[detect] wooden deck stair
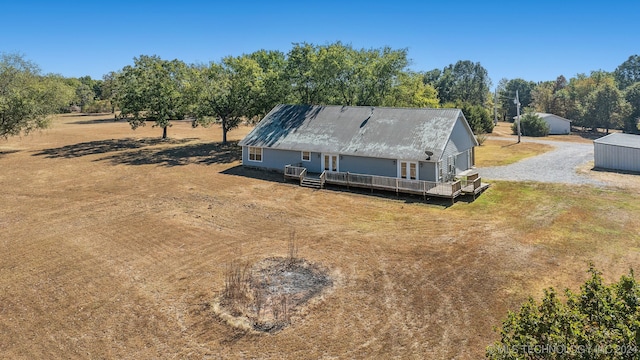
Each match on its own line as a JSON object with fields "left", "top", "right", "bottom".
{"left": 300, "top": 173, "right": 324, "bottom": 189}
{"left": 300, "top": 176, "right": 323, "bottom": 189}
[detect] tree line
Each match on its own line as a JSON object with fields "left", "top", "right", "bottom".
{"left": 2, "top": 45, "right": 640, "bottom": 140}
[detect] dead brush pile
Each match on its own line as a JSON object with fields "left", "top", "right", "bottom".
{"left": 218, "top": 257, "right": 332, "bottom": 333}
{"left": 217, "top": 234, "right": 332, "bottom": 333}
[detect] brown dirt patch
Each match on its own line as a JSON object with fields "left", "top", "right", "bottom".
{"left": 577, "top": 161, "right": 640, "bottom": 191}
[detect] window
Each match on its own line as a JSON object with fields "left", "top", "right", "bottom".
{"left": 248, "top": 147, "right": 262, "bottom": 162}
{"left": 301, "top": 151, "right": 311, "bottom": 161}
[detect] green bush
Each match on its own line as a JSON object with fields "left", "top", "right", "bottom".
{"left": 512, "top": 113, "right": 550, "bottom": 137}
{"left": 487, "top": 265, "right": 640, "bottom": 359}
{"left": 460, "top": 103, "right": 495, "bottom": 134}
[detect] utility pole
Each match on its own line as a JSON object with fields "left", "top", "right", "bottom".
{"left": 514, "top": 90, "right": 521, "bottom": 143}
{"left": 493, "top": 88, "right": 498, "bottom": 125}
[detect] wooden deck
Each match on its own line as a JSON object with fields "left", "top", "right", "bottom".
{"left": 285, "top": 165, "right": 490, "bottom": 203}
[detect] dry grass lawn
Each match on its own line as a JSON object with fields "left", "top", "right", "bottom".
{"left": 490, "top": 121, "right": 598, "bottom": 143}
{"left": 2, "top": 114, "right": 640, "bottom": 359}
{"left": 475, "top": 139, "right": 555, "bottom": 167}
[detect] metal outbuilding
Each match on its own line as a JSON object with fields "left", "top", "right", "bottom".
{"left": 536, "top": 113, "right": 572, "bottom": 135}
{"left": 593, "top": 133, "right": 640, "bottom": 173}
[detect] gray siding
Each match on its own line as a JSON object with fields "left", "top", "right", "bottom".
{"left": 419, "top": 161, "right": 437, "bottom": 182}
{"left": 243, "top": 146, "right": 322, "bottom": 172}
{"left": 443, "top": 116, "right": 476, "bottom": 159}
{"left": 441, "top": 116, "right": 476, "bottom": 179}
{"left": 243, "top": 147, "right": 441, "bottom": 181}
{"left": 455, "top": 150, "right": 470, "bottom": 173}
{"left": 339, "top": 155, "right": 396, "bottom": 177}
{"left": 594, "top": 143, "right": 640, "bottom": 172}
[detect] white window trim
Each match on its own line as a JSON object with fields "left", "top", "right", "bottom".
{"left": 397, "top": 160, "right": 419, "bottom": 180}
{"left": 248, "top": 146, "right": 263, "bottom": 162}
{"left": 301, "top": 151, "right": 311, "bottom": 162}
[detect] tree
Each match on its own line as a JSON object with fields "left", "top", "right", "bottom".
{"left": 75, "top": 83, "right": 96, "bottom": 109}
{"left": 556, "top": 71, "right": 616, "bottom": 129}
{"left": 194, "top": 55, "right": 263, "bottom": 144}
{"left": 248, "top": 49, "right": 291, "bottom": 120}
{"left": 624, "top": 82, "right": 640, "bottom": 133}
{"left": 531, "top": 81, "right": 554, "bottom": 113}
{"left": 284, "top": 42, "right": 409, "bottom": 107}
{"left": 487, "top": 266, "right": 640, "bottom": 360}
{"left": 383, "top": 71, "right": 439, "bottom": 108}
{"left": 348, "top": 45, "right": 409, "bottom": 106}
{"left": 498, "top": 78, "right": 536, "bottom": 121}
{"left": 0, "top": 53, "right": 73, "bottom": 138}
{"left": 511, "top": 112, "right": 549, "bottom": 137}
{"left": 285, "top": 42, "right": 322, "bottom": 105}
{"left": 100, "top": 71, "right": 119, "bottom": 113}
{"left": 115, "top": 55, "right": 191, "bottom": 139}
{"left": 435, "top": 60, "right": 491, "bottom": 106}
{"left": 532, "top": 75, "right": 569, "bottom": 116}
{"left": 614, "top": 55, "right": 640, "bottom": 90}
{"left": 585, "top": 82, "right": 630, "bottom": 133}
{"left": 458, "top": 103, "right": 494, "bottom": 134}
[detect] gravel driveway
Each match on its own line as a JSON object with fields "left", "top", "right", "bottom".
{"left": 477, "top": 138, "right": 604, "bottom": 186}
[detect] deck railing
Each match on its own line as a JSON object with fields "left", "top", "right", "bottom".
{"left": 323, "top": 171, "right": 463, "bottom": 198}
{"left": 472, "top": 177, "right": 482, "bottom": 190}
{"left": 284, "top": 165, "right": 306, "bottom": 180}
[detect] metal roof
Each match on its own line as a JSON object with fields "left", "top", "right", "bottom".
{"left": 512, "top": 113, "right": 573, "bottom": 122}
{"left": 594, "top": 133, "right": 640, "bottom": 149}
{"left": 239, "top": 104, "right": 474, "bottom": 161}
{"left": 537, "top": 113, "right": 572, "bottom": 123}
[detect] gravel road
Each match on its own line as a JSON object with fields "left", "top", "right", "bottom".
{"left": 477, "top": 138, "right": 604, "bottom": 186}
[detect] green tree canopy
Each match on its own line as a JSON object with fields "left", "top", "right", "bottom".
{"left": 497, "top": 78, "right": 537, "bottom": 121}
{"left": 614, "top": 55, "right": 640, "bottom": 90}
{"left": 284, "top": 42, "right": 409, "bottom": 106}
{"left": 458, "top": 102, "right": 494, "bottom": 134}
{"left": 115, "top": 55, "right": 191, "bottom": 139}
{"left": 434, "top": 60, "right": 492, "bottom": 106}
{"left": 532, "top": 75, "right": 568, "bottom": 116}
{"left": 487, "top": 266, "right": 640, "bottom": 360}
{"left": 0, "top": 53, "right": 73, "bottom": 138}
{"left": 585, "top": 82, "right": 630, "bottom": 133}
{"left": 193, "top": 55, "right": 264, "bottom": 143}
{"left": 248, "top": 49, "right": 290, "bottom": 120}
{"left": 624, "top": 82, "right": 640, "bottom": 133}
{"left": 383, "top": 71, "right": 439, "bottom": 108}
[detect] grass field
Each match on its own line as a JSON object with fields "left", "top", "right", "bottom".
{"left": 2, "top": 114, "right": 640, "bottom": 359}
{"left": 475, "top": 140, "right": 554, "bottom": 167}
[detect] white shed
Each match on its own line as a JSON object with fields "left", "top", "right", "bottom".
{"left": 537, "top": 113, "right": 572, "bottom": 135}
{"left": 593, "top": 133, "right": 640, "bottom": 173}
{"left": 513, "top": 113, "right": 572, "bottom": 134}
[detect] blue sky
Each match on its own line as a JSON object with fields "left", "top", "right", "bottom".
{"left": 2, "top": 0, "right": 638, "bottom": 89}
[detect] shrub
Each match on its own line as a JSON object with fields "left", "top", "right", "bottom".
{"left": 487, "top": 265, "right": 640, "bottom": 359}
{"left": 460, "top": 103, "right": 495, "bottom": 134}
{"left": 512, "top": 112, "right": 550, "bottom": 137}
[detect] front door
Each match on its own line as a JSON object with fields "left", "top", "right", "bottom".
{"left": 323, "top": 154, "right": 339, "bottom": 172}
{"left": 398, "top": 161, "right": 418, "bottom": 180}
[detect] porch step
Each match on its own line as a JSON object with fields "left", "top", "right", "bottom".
{"left": 300, "top": 177, "right": 323, "bottom": 189}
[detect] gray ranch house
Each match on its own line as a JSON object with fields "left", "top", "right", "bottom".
{"left": 239, "top": 104, "right": 488, "bottom": 201}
